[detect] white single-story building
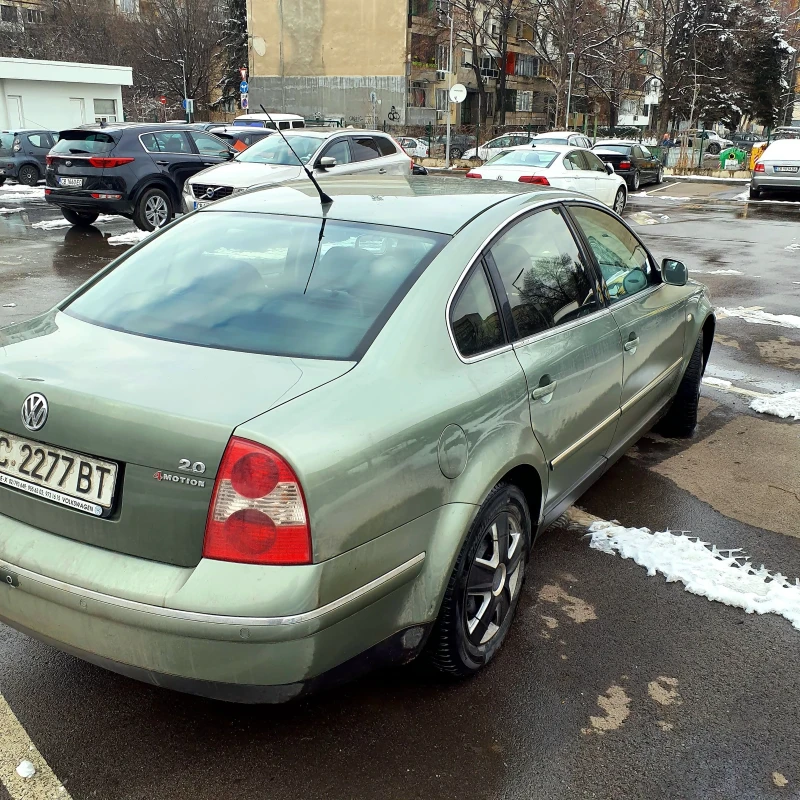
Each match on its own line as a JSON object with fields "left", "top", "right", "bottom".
{"left": 0, "top": 57, "right": 133, "bottom": 132}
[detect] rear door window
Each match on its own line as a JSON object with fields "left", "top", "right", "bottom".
{"left": 450, "top": 265, "right": 505, "bottom": 358}
{"left": 64, "top": 213, "right": 447, "bottom": 361}
{"left": 189, "top": 132, "right": 230, "bottom": 157}
{"left": 27, "top": 133, "right": 52, "bottom": 149}
{"left": 584, "top": 151, "right": 609, "bottom": 173}
{"left": 140, "top": 131, "right": 192, "bottom": 154}
{"left": 350, "top": 137, "right": 381, "bottom": 162}
{"left": 375, "top": 136, "right": 397, "bottom": 157}
{"left": 50, "top": 131, "right": 116, "bottom": 155}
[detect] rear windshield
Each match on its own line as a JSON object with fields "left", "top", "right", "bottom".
{"left": 63, "top": 212, "right": 447, "bottom": 360}
{"left": 0, "top": 133, "right": 14, "bottom": 152}
{"left": 236, "top": 135, "right": 322, "bottom": 165}
{"left": 594, "top": 145, "right": 631, "bottom": 154}
{"left": 51, "top": 131, "right": 116, "bottom": 155}
{"left": 485, "top": 149, "right": 559, "bottom": 168}
{"left": 533, "top": 137, "right": 568, "bottom": 145}
{"left": 233, "top": 119, "right": 266, "bottom": 127}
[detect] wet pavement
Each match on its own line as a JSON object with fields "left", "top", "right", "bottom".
{"left": 0, "top": 183, "right": 799, "bottom": 800}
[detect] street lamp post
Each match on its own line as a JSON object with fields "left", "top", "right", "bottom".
{"left": 442, "top": 2, "right": 455, "bottom": 169}
{"left": 566, "top": 52, "right": 575, "bottom": 130}
{"left": 177, "top": 57, "right": 189, "bottom": 122}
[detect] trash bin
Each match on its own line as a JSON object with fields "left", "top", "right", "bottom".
{"left": 720, "top": 147, "right": 746, "bottom": 170}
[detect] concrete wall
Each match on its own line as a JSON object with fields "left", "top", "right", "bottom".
{"left": 248, "top": 0, "right": 408, "bottom": 122}
{"left": 0, "top": 79, "right": 126, "bottom": 130}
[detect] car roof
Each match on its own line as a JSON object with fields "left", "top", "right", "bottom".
{"left": 535, "top": 131, "right": 580, "bottom": 138}
{"left": 202, "top": 175, "right": 578, "bottom": 235}
{"left": 594, "top": 140, "right": 636, "bottom": 146}
{"left": 502, "top": 143, "right": 575, "bottom": 153}
{"left": 1, "top": 128, "right": 53, "bottom": 134}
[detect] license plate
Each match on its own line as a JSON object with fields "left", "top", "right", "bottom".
{"left": 0, "top": 430, "right": 117, "bottom": 516}
{"left": 193, "top": 200, "right": 210, "bottom": 209}
{"left": 58, "top": 177, "right": 84, "bottom": 187}
{"left": 774, "top": 166, "right": 798, "bottom": 173}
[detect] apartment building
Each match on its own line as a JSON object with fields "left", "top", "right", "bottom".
{"left": 247, "top": 0, "right": 556, "bottom": 128}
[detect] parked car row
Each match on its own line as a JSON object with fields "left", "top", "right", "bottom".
{"left": 0, "top": 128, "right": 59, "bottom": 186}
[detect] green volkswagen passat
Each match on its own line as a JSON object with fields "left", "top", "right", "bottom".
{"left": 0, "top": 176, "right": 714, "bottom": 702}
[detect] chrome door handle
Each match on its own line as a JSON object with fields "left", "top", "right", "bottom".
{"left": 155, "top": 160, "right": 169, "bottom": 166}
{"left": 378, "top": 168, "right": 387, "bottom": 174}
{"left": 531, "top": 381, "right": 558, "bottom": 401}
{"left": 624, "top": 337, "right": 640, "bottom": 352}
{"left": 203, "top": 161, "right": 215, "bottom": 166}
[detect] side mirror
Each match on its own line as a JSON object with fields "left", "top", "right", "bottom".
{"left": 662, "top": 258, "right": 688, "bottom": 286}
{"left": 223, "top": 150, "right": 235, "bottom": 161}
{"left": 605, "top": 162, "right": 615, "bottom": 175}
{"left": 317, "top": 156, "right": 337, "bottom": 169}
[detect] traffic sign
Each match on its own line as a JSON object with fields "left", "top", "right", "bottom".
{"left": 241, "top": 93, "right": 249, "bottom": 110}
{"left": 239, "top": 67, "right": 248, "bottom": 80}
{"left": 159, "top": 95, "right": 166, "bottom": 105}
{"left": 449, "top": 84, "right": 467, "bottom": 103}
{"left": 239, "top": 80, "right": 249, "bottom": 94}
{"left": 181, "top": 98, "right": 194, "bottom": 112}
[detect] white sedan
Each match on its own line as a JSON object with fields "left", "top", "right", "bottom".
{"left": 462, "top": 132, "right": 535, "bottom": 161}
{"left": 397, "top": 136, "right": 429, "bottom": 159}
{"left": 466, "top": 144, "right": 627, "bottom": 214}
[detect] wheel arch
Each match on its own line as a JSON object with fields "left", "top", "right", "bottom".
{"left": 701, "top": 313, "right": 715, "bottom": 373}
{"left": 131, "top": 177, "right": 180, "bottom": 208}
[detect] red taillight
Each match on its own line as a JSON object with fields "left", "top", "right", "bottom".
{"left": 44, "top": 188, "right": 51, "bottom": 195}
{"left": 518, "top": 175, "right": 550, "bottom": 185}
{"left": 203, "top": 437, "right": 311, "bottom": 565}
{"left": 87, "top": 156, "right": 135, "bottom": 169}
{"left": 465, "top": 171, "right": 482, "bottom": 178}
{"left": 754, "top": 162, "right": 765, "bottom": 173}
{"left": 46, "top": 155, "right": 53, "bottom": 165}
{"left": 619, "top": 160, "right": 631, "bottom": 169}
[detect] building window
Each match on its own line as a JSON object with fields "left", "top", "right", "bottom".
{"left": 436, "top": 44, "right": 449, "bottom": 72}
{"left": 94, "top": 99, "right": 118, "bottom": 123}
{"left": 24, "top": 8, "right": 43, "bottom": 23}
{"left": 116, "top": 0, "right": 139, "bottom": 12}
{"left": 504, "top": 89, "right": 517, "bottom": 113}
{"left": 514, "top": 54, "right": 539, "bottom": 78}
{"left": 435, "top": 88, "right": 449, "bottom": 112}
{"left": 516, "top": 90, "right": 533, "bottom": 112}
{"left": 462, "top": 47, "right": 473, "bottom": 66}
{"left": 479, "top": 55, "right": 499, "bottom": 79}
{"left": 0, "top": 5, "right": 18, "bottom": 22}
{"left": 409, "top": 82, "right": 428, "bottom": 107}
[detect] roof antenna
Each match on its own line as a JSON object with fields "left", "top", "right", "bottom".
{"left": 259, "top": 104, "right": 332, "bottom": 205}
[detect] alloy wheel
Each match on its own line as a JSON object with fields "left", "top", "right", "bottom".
{"left": 614, "top": 189, "right": 626, "bottom": 215}
{"left": 145, "top": 195, "right": 169, "bottom": 228}
{"left": 633, "top": 171, "right": 640, "bottom": 190}
{"left": 464, "top": 512, "right": 525, "bottom": 647}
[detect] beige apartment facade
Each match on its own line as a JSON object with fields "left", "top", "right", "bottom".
{"left": 247, "top": 0, "right": 555, "bottom": 128}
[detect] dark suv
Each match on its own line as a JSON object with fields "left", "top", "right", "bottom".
{"left": 0, "top": 129, "right": 58, "bottom": 186}
{"left": 45, "top": 123, "right": 235, "bottom": 231}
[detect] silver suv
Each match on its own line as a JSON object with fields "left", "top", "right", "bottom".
{"left": 183, "top": 129, "right": 412, "bottom": 210}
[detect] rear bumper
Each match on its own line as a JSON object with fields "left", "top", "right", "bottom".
{"left": 751, "top": 174, "right": 800, "bottom": 190}
{"left": 45, "top": 187, "right": 134, "bottom": 216}
{"left": 0, "top": 503, "right": 477, "bottom": 700}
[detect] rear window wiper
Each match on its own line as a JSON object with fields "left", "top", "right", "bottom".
{"left": 68, "top": 148, "right": 91, "bottom": 154}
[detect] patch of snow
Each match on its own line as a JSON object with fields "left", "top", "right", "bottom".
{"left": 750, "top": 390, "right": 800, "bottom": 421}
{"left": 629, "top": 211, "right": 659, "bottom": 225}
{"left": 31, "top": 214, "right": 117, "bottom": 230}
{"left": 16, "top": 760, "right": 36, "bottom": 778}
{"left": 0, "top": 184, "right": 43, "bottom": 196}
{"left": 0, "top": 207, "right": 24, "bottom": 214}
{"left": 718, "top": 306, "right": 800, "bottom": 329}
{"left": 693, "top": 269, "right": 743, "bottom": 275}
{"left": 786, "top": 240, "right": 800, "bottom": 251}
{"left": 702, "top": 377, "right": 732, "bottom": 388}
{"left": 586, "top": 521, "right": 800, "bottom": 631}
{"left": 0, "top": 193, "right": 42, "bottom": 202}
{"left": 734, "top": 191, "right": 749, "bottom": 201}
{"left": 2, "top": 303, "right": 16, "bottom": 308}
{"left": 665, "top": 175, "right": 749, "bottom": 183}
{"left": 107, "top": 229, "right": 152, "bottom": 246}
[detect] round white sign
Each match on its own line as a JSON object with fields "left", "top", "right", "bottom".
{"left": 449, "top": 84, "right": 467, "bottom": 104}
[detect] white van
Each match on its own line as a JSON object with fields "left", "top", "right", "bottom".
{"left": 233, "top": 113, "right": 305, "bottom": 130}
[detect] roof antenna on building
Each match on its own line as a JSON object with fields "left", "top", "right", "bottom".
{"left": 259, "top": 104, "right": 332, "bottom": 205}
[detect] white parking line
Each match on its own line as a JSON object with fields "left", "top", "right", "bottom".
{"left": 0, "top": 690, "right": 72, "bottom": 799}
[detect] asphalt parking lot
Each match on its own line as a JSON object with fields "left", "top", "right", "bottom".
{"left": 0, "top": 181, "right": 799, "bottom": 800}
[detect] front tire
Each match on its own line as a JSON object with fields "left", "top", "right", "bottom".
{"left": 18, "top": 164, "right": 39, "bottom": 186}
{"left": 657, "top": 331, "right": 704, "bottom": 438}
{"left": 0, "top": 177, "right": 5, "bottom": 187}
{"left": 656, "top": 166, "right": 664, "bottom": 184}
{"left": 61, "top": 208, "right": 99, "bottom": 226}
{"left": 450, "top": 147, "right": 463, "bottom": 160}
{"left": 427, "top": 484, "right": 531, "bottom": 677}
{"left": 613, "top": 187, "right": 626, "bottom": 215}
{"left": 133, "top": 187, "right": 173, "bottom": 232}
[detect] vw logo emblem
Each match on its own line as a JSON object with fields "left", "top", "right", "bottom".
{"left": 65, "top": 160, "right": 72, "bottom": 167}
{"left": 205, "top": 187, "right": 216, "bottom": 199}
{"left": 21, "top": 393, "right": 48, "bottom": 432}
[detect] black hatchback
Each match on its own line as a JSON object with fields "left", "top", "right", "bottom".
{"left": 45, "top": 123, "right": 235, "bottom": 231}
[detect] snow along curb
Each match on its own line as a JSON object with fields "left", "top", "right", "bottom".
{"left": 581, "top": 517, "right": 800, "bottom": 631}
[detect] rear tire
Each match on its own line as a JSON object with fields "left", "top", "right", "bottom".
{"left": 450, "top": 147, "right": 463, "bottom": 160}
{"left": 0, "top": 177, "right": 5, "bottom": 187}
{"left": 427, "top": 483, "right": 531, "bottom": 678}
{"left": 18, "top": 164, "right": 39, "bottom": 186}
{"left": 613, "top": 187, "right": 626, "bottom": 215}
{"left": 133, "top": 187, "right": 173, "bottom": 232}
{"left": 61, "top": 208, "right": 99, "bottom": 227}
{"left": 631, "top": 170, "right": 641, "bottom": 191}
{"left": 749, "top": 186, "right": 761, "bottom": 200}
{"left": 707, "top": 143, "right": 721, "bottom": 155}
{"left": 657, "top": 331, "right": 704, "bottom": 438}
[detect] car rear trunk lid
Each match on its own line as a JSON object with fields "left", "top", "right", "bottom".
{"left": 0, "top": 313, "right": 353, "bottom": 566}
{"left": 46, "top": 129, "right": 119, "bottom": 191}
